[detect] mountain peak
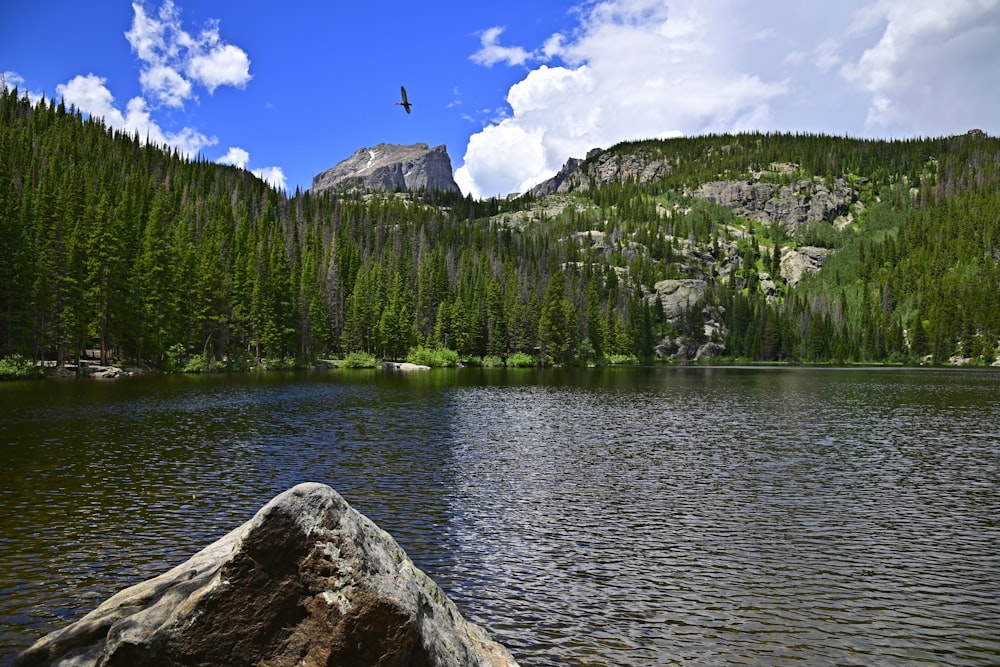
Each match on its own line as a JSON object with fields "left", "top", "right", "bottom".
{"left": 311, "top": 143, "right": 460, "bottom": 194}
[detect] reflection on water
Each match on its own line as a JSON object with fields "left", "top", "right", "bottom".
{"left": 1, "top": 367, "right": 999, "bottom": 666}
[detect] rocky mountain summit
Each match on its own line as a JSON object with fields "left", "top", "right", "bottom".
{"left": 16, "top": 483, "right": 518, "bottom": 667}
{"left": 311, "top": 143, "right": 460, "bottom": 194}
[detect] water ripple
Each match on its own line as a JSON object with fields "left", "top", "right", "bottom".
{"left": 1, "top": 368, "right": 998, "bottom": 666}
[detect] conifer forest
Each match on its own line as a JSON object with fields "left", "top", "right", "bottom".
{"left": 2, "top": 86, "right": 999, "bottom": 372}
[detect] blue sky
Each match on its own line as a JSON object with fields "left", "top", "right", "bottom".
{"left": 4, "top": 1, "right": 999, "bottom": 198}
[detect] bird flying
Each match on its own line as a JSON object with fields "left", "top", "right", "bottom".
{"left": 395, "top": 86, "right": 412, "bottom": 114}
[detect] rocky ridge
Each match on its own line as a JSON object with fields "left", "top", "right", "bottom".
{"left": 16, "top": 482, "right": 518, "bottom": 667}
{"left": 531, "top": 149, "right": 857, "bottom": 233}
{"left": 311, "top": 143, "right": 460, "bottom": 194}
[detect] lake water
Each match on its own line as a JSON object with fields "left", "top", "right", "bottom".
{"left": 1, "top": 366, "right": 998, "bottom": 666}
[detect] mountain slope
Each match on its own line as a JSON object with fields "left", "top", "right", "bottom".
{"left": 2, "top": 85, "right": 998, "bottom": 369}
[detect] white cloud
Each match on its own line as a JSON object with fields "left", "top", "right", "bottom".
{"left": 125, "top": 0, "right": 251, "bottom": 107}
{"left": 216, "top": 147, "right": 286, "bottom": 191}
{"left": 3, "top": 71, "right": 48, "bottom": 106}
{"left": 458, "top": 0, "right": 1000, "bottom": 198}
{"left": 251, "top": 166, "right": 287, "bottom": 192}
{"left": 841, "top": 0, "right": 1000, "bottom": 132}
{"left": 55, "top": 73, "right": 217, "bottom": 158}
{"left": 470, "top": 27, "right": 535, "bottom": 67}
{"left": 217, "top": 146, "right": 250, "bottom": 169}
{"left": 1, "top": 71, "right": 25, "bottom": 91}
{"left": 188, "top": 43, "right": 252, "bottom": 93}
{"left": 56, "top": 74, "right": 127, "bottom": 126}
{"left": 814, "top": 39, "right": 842, "bottom": 72}
{"left": 139, "top": 64, "right": 192, "bottom": 108}
{"left": 458, "top": 0, "right": 787, "bottom": 198}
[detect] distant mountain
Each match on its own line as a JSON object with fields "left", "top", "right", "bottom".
{"left": 311, "top": 143, "right": 460, "bottom": 194}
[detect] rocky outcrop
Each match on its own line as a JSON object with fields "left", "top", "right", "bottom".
{"left": 780, "top": 245, "right": 830, "bottom": 285}
{"left": 528, "top": 155, "right": 584, "bottom": 196}
{"left": 649, "top": 279, "right": 726, "bottom": 360}
{"left": 688, "top": 176, "right": 856, "bottom": 232}
{"left": 528, "top": 149, "right": 856, "bottom": 234}
{"left": 651, "top": 279, "right": 708, "bottom": 320}
{"left": 16, "top": 483, "right": 519, "bottom": 667}
{"left": 528, "top": 147, "right": 675, "bottom": 196}
{"left": 311, "top": 143, "right": 460, "bottom": 194}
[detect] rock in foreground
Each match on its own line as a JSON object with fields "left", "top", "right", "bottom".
{"left": 16, "top": 483, "right": 519, "bottom": 667}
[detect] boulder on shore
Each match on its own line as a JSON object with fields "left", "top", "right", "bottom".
{"left": 16, "top": 482, "right": 519, "bottom": 667}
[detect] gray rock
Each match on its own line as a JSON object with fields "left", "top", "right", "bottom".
{"left": 651, "top": 279, "right": 707, "bottom": 319}
{"left": 528, "top": 156, "right": 582, "bottom": 196}
{"left": 528, "top": 147, "right": 675, "bottom": 196}
{"left": 689, "top": 177, "right": 856, "bottom": 232}
{"left": 780, "top": 246, "right": 830, "bottom": 285}
{"left": 695, "top": 341, "right": 726, "bottom": 360}
{"left": 312, "top": 143, "right": 460, "bottom": 194}
{"left": 16, "top": 483, "right": 519, "bottom": 667}
{"left": 382, "top": 361, "right": 431, "bottom": 371}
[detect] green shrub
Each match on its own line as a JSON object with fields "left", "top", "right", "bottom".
{"left": 505, "top": 352, "right": 537, "bottom": 368}
{"left": 224, "top": 352, "right": 254, "bottom": 372}
{"left": 341, "top": 351, "right": 378, "bottom": 368}
{"left": 481, "top": 355, "right": 504, "bottom": 368}
{"left": 0, "top": 355, "right": 46, "bottom": 380}
{"left": 162, "top": 343, "right": 187, "bottom": 372}
{"left": 406, "top": 345, "right": 459, "bottom": 367}
{"left": 182, "top": 354, "right": 225, "bottom": 373}
{"left": 605, "top": 353, "right": 639, "bottom": 365}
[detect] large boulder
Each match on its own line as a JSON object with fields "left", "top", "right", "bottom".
{"left": 311, "top": 143, "right": 460, "bottom": 194}
{"left": 780, "top": 245, "right": 830, "bottom": 285}
{"left": 651, "top": 279, "right": 707, "bottom": 319}
{"left": 16, "top": 483, "right": 519, "bottom": 667}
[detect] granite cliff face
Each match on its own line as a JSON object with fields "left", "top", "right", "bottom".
{"left": 528, "top": 147, "right": 676, "bottom": 197}
{"left": 16, "top": 483, "right": 519, "bottom": 667}
{"left": 531, "top": 149, "right": 856, "bottom": 234}
{"left": 311, "top": 143, "right": 460, "bottom": 194}
{"left": 687, "top": 176, "right": 856, "bottom": 232}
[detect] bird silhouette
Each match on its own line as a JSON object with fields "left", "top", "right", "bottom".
{"left": 395, "top": 86, "right": 412, "bottom": 114}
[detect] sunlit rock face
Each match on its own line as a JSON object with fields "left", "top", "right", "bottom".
{"left": 311, "top": 143, "right": 460, "bottom": 194}
{"left": 16, "top": 482, "right": 519, "bottom": 667}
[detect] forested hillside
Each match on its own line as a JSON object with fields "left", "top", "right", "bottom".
{"left": 2, "top": 86, "right": 999, "bottom": 372}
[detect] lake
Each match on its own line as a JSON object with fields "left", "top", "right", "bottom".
{"left": 1, "top": 366, "right": 998, "bottom": 666}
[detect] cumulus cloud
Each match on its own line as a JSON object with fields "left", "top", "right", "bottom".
{"left": 250, "top": 165, "right": 287, "bottom": 192}
{"left": 217, "top": 146, "right": 250, "bottom": 168}
{"left": 1, "top": 71, "right": 25, "bottom": 91}
{"left": 841, "top": 0, "right": 1000, "bottom": 132}
{"left": 56, "top": 73, "right": 217, "bottom": 158}
{"left": 50, "top": 2, "right": 276, "bottom": 182}
{"left": 457, "top": 0, "right": 787, "bottom": 198}
{"left": 470, "top": 27, "right": 535, "bottom": 67}
{"left": 217, "top": 147, "right": 287, "bottom": 191}
{"left": 2, "top": 71, "right": 45, "bottom": 105}
{"left": 457, "top": 0, "right": 1000, "bottom": 198}
{"left": 126, "top": 0, "right": 251, "bottom": 108}
{"left": 188, "top": 43, "right": 252, "bottom": 93}
{"left": 56, "top": 74, "right": 127, "bottom": 126}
